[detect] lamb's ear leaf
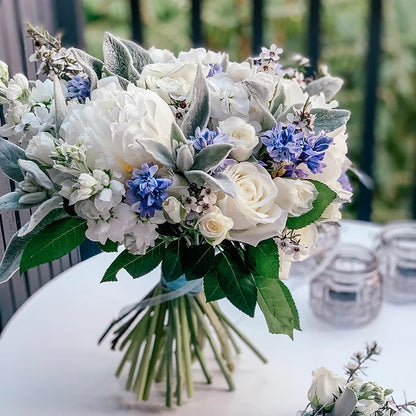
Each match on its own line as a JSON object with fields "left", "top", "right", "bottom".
{"left": 137, "top": 139, "right": 175, "bottom": 167}
{"left": 0, "top": 192, "right": 33, "bottom": 213}
{"left": 183, "top": 170, "right": 237, "bottom": 197}
{"left": 305, "top": 76, "right": 343, "bottom": 101}
{"left": 0, "top": 209, "right": 69, "bottom": 284}
{"left": 53, "top": 76, "right": 67, "bottom": 136}
{"left": 191, "top": 143, "right": 233, "bottom": 172}
{"left": 72, "top": 48, "right": 104, "bottom": 90}
{"left": 119, "top": 38, "right": 153, "bottom": 73}
{"left": 181, "top": 65, "right": 210, "bottom": 139}
{"left": 311, "top": 108, "right": 350, "bottom": 133}
{"left": 0, "top": 139, "right": 27, "bottom": 182}
{"left": 103, "top": 32, "right": 140, "bottom": 82}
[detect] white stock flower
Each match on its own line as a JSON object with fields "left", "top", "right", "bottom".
{"left": 307, "top": 367, "right": 346, "bottom": 408}
{"left": 208, "top": 74, "right": 250, "bottom": 121}
{"left": 147, "top": 47, "right": 177, "bottom": 63}
{"left": 137, "top": 63, "right": 198, "bottom": 102}
{"left": 219, "top": 117, "right": 258, "bottom": 161}
{"left": 25, "top": 132, "right": 56, "bottom": 165}
{"left": 0, "top": 61, "right": 8, "bottom": 83}
{"left": 60, "top": 78, "right": 174, "bottom": 180}
{"left": 274, "top": 177, "right": 318, "bottom": 217}
{"left": 198, "top": 206, "right": 233, "bottom": 246}
{"left": 177, "top": 48, "right": 225, "bottom": 65}
{"left": 226, "top": 62, "right": 254, "bottom": 82}
{"left": 163, "top": 196, "right": 184, "bottom": 224}
{"left": 85, "top": 203, "right": 136, "bottom": 245}
{"left": 29, "top": 79, "right": 55, "bottom": 105}
{"left": 6, "top": 74, "right": 29, "bottom": 101}
{"left": 124, "top": 220, "right": 159, "bottom": 255}
{"left": 217, "top": 162, "right": 287, "bottom": 246}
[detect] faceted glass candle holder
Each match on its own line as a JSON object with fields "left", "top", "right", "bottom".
{"left": 310, "top": 244, "right": 382, "bottom": 327}
{"left": 377, "top": 221, "right": 416, "bottom": 303}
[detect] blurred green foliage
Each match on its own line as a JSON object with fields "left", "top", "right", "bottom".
{"left": 83, "top": 0, "right": 416, "bottom": 223}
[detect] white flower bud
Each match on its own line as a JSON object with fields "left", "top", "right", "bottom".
{"left": 176, "top": 144, "right": 194, "bottom": 171}
{"left": 198, "top": 206, "right": 233, "bottom": 246}
{"left": 163, "top": 196, "right": 184, "bottom": 223}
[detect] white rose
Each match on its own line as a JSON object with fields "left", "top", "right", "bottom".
{"left": 198, "top": 206, "right": 233, "bottom": 246}
{"left": 307, "top": 367, "right": 346, "bottom": 408}
{"left": 219, "top": 117, "right": 258, "bottom": 161}
{"left": 163, "top": 196, "right": 185, "bottom": 223}
{"left": 0, "top": 61, "right": 8, "bottom": 83}
{"left": 217, "top": 162, "right": 287, "bottom": 246}
{"left": 137, "top": 63, "right": 198, "bottom": 102}
{"left": 60, "top": 78, "right": 174, "bottom": 180}
{"left": 25, "top": 132, "right": 56, "bottom": 166}
{"left": 274, "top": 177, "right": 318, "bottom": 217}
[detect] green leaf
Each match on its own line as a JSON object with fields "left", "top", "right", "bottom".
{"left": 184, "top": 170, "right": 237, "bottom": 198}
{"left": 162, "top": 240, "right": 184, "bottom": 282}
{"left": 101, "top": 240, "right": 164, "bottom": 282}
{"left": 286, "top": 180, "right": 337, "bottom": 230}
{"left": 216, "top": 247, "right": 257, "bottom": 317}
{"left": 137, "top": 138, "right": 175, "bottom": 167}
{"left": 181, "top": 65, "right": 210, "bottom": 138}
{"left": 245, "top": 238, "right": 279, "bottom": 279}
{"left": 305, "top": 76, "right": 343, "bottom": 101}
{"left": 0, "top": 192, "right": 33, "bottom": 213}
{"left": 170, "top": 121, "right": 187, "bottom": 145}
{"left": 20, "top": 217, "right": 87, "bottom": 273}
{"left": 0, "top": 209, "right": 69, "bottom": 284}
{"left": 311, "top": 108, "right": 350, "bottom": 133}
{"left": 97, "top": 239, "right": 119, "bottom": 252}
{"left": 192, "top": 143, "right": 233, "bottom": 172}
{"left": 204, "top": 267, "right": 225, "bottom": 302}
{"left": 181, "top": 244, "right": 215, "bottom": 280}
{"left": 103, "top": 32, "right": 140, "bottom": 82}
{"left": 256, "top": 277, "right": 300, "bottom": 338}
{"left": 0, "top": 139, "right": 27, "bottom": 182}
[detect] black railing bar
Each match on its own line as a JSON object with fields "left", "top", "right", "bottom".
{"left": 306, "top": 0, "right": 321, "bottom": 77}
{"left": 130, "top": 0, "right": 143, "bottom": 44}
{"left": 251, "top": 0, "right": 263, "bottom": 54}
{"left": 191, "top": 0, "right": 202, "bottom": 47}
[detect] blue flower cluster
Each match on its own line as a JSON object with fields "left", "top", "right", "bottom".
{"left": 67, "top": 76, "right": 91, "bottom": 102}
{"left": 126, "top": 163, "right": 172, "bottom": 218}
{"left": 261, "top": 122, "right": 333, "bottom": 177}
{"left": 189, "top": 127, "right": 229, "bottom": 151}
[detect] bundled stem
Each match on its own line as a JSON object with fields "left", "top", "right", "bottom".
{"left": 101, "top": 284, "right": 267, "bottom": 407}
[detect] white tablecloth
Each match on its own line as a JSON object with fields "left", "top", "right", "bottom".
{"left": 1, "top": 220, "right": 415, "bottom": 416}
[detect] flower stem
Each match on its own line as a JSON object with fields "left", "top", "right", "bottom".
{"left": 179, "top": 296, "right": 194, "bottom": 398}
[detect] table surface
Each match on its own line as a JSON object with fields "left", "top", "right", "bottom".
{"left": 1, "top": 220, "right": 415, "bottom": 416}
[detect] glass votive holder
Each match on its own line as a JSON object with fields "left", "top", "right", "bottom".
{"left": 310, "top": 244, "right": 382, "bottom": 327}
{"left": 377, "top": 221, "right": 416, "bottom": 303}
{"left": 290, "top": 222, "right": 340, "bottom": 278}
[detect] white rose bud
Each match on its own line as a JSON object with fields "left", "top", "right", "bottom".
{"left": 274, "top": 177, "right": 318, "bottom": 217}
{"left": 307, "top": 367, "right": 346, "bottom": 409}
{"left": 25, "top": 132, "right": 56, "bottom": 166}
{"left": 198, "top": 206, "right": 233, "bottom": 246}
{"left": 219, "top": 117, "right": 258, "bottom": 161}
{"left": 0, "top": 61, "right": 8, "bottom": 83}
{"left": 163, "top": 196, "right": 185, "bottom": 223}
{"left": 176, "top": 144, "right": 194, "bottom": 171}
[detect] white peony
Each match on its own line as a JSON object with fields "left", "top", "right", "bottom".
{"left": 219, "top": 117, "right": 258, "bottom": 161}
{"left": 60, "top": 77, "right": 174, "bottom": 180}
{"left": 307, "top": 367, "right": 346, "bottom": 408}
{"left": 25, "top": 132, "right": 56, "bottom": 166}
{"left": 274, "top": 177, "right": 318, "bottom": 217}
{"left": 217, "top": 162, "right": 287, "bottom": 246}
{"left": 198, "top": 206, "right": 233, "bottom": 246}
{"left": 137, "top": 63, "right": 198, "bottom": 102}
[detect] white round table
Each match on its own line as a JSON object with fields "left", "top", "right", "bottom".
{"left": 1, "top": 220, "right": 415, "bottom": 416}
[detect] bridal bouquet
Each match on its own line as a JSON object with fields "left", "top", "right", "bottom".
{"left": 299, "top": 343, "right": 416, "bottom": 416}
{"left": 0, "top": 26, "right": 352, "bottom": 406}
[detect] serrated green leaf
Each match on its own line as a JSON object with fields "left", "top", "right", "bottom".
{"left": 20, "top": 217, "right": 87, "bottom": 273}
{"left": 204, "top": 266, "right": 225, "bottom": 302}
{"left": 286, "top": 180, "right": 337, "bottom": 230}
{"left": 217, "top": 247, "right": 257, "bottom": 317}
{"left": 0, "top": 209, "right": 69, "bottom": 283}
{"left": 246, "top": 238, "right": 279, "bottom": 279}
{"left": 184, "top": 170, "right": 237, "bottom": 198}
{"left": 0, "top": 139, "right": 27, "bottom": 182}
{"left": 162, "top": 240, "right": 184, "bottom": 282}
{"left": 101, "top": 240, "right": 164, "bottom": 282}
{"left": 311, "top": 108, "right": 350, "bottom": 133}
{"left": 256, "top": 276, "right": 300, "bottom": 338}
{"left": 103, "top": 32, "right": 140, "bottom": 82}
{"left": 97, "top": 239, "right": 119, "bottom": 253}
{"left": 191, "top": 143, "right": 233, "bottom": 172}
{"left": 181, "top": 243, "right": 215, "bottom": 280}
{"left": 181, "top": 65, "right": 210, "bottom": 138}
